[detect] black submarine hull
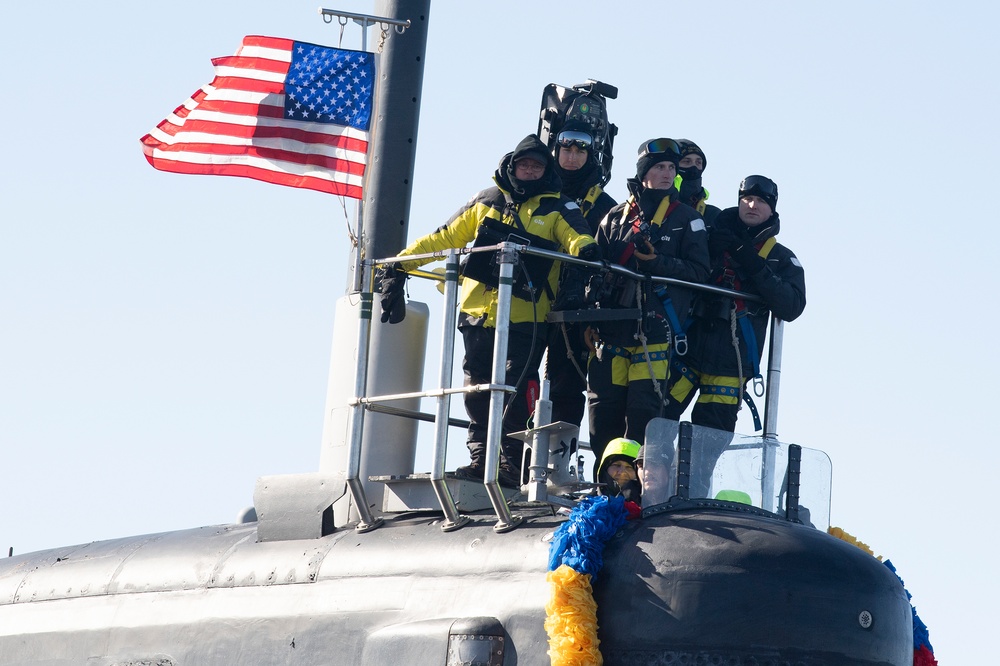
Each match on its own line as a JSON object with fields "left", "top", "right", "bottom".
{"left": 597, "top": 503, "right": 912, "bottom": 666}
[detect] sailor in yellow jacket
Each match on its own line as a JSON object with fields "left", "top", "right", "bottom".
{"left": 385, "top": 134, "right": 600, "bottom": 487}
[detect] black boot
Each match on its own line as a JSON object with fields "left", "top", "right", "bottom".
{"left": 455, "top": 441, "right": 487, "bottom": 480}
{"left": 498, "top": 442, "right": 528, "bottom": 488}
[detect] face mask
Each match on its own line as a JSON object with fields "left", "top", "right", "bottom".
{"left": 677, "top": 164, "right": 703, "bottom": 181}
{"left": 678, "top": 173, "right": 703, "bottom": 202}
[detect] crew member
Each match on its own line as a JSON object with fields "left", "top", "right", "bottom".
{"left": 586, "top": 138, "right": 710, "bottom": 476}
{"left": 545, "top": 120, "right": 618, "bottom": 432}
{"left": 663, "top": 175, "right": 806, "bottom": 494}
{"left": 380, "top": 135, "right": 600, "bottom": 487}
{"left": 595, "top": 437, "right": 641, "bottom": 502}
{"left": 675, "top": 139, "right": 721, "bottom": 227}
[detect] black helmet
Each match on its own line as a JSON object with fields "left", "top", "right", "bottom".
{"left": 739, "top": 175, "right": 778, "bottom": 211}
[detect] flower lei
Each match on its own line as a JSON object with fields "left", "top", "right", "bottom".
{"left": 544, "top": 495, "right": 628, "bottom": 666}
{"left": 828, "top": 527, "right": 938, "bottom": 666}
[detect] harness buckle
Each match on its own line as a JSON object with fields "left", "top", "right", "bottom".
{"left": 673, "top": 334, "right": 688, "bottom": 357}
{"left": 752, "top": 375, "right": 765, "bottom": 398}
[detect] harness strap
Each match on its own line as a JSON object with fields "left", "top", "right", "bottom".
{"left": 632, "top": 350, "right": 668, "bottom": 363}
{"left": 670, "top": 357, "right": 765, "bottom": 431}
{"left": 602, "top": 344, "right": 632, "bottom": 360}
{"left": 615, "top": 197, "right": 680, "bottom": 265}
{"left": 671, "top": 359, "right": 699, "bottom": 384}
{"left": 700, "top": 379, "right": 764, "bottom": 432}
{"left": 578, "top": 185, "right": 603, "bottom": 220}
{"left": 654, "top": 287, "right": 688, "bottom": 356}
{"left": 737, "top": 314, "right": 762, "bottom": 378}
{"left": 743, "top": 392, "right": 763, "bottom": 431}
{"left": 701, "top": 384, "right": 741, "bottom": 398}
{"left": 602, "top": 344, "right": 670, "bottom": 365}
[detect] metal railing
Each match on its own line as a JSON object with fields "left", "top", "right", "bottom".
{"left": 344, "top": 240, "right": 786, "bottom": 532}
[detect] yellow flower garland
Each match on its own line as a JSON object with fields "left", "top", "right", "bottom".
{"left": 545, "top": 564, "right": 603, "bottom": 666}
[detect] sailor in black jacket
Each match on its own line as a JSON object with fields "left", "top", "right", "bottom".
{"left": 664, "top": 175, "right": 806, "bottom": 434}
{"left": 545, "top": 121, "right": 619, "bottom": 432}
{"left": 675, "top": 139, "right": 722, "bottom": 227}
{"left": 587, "top": 138, "right": 710, "bottom": 472}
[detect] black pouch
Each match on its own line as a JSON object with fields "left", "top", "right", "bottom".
{"left": 461, "top": 216, "right": 557, "bottom": 302}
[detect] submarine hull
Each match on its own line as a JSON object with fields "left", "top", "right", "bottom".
{"left": 0, "top": 504, "right": 913, "bottom": 665}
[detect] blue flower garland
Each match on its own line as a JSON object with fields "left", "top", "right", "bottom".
{"left": 545, "top": 495, "right": 629, "bottom": 665}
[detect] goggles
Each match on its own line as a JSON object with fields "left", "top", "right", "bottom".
{"left": 638, "top": 137, "right": 682, "bottom": 159}
{"left": 556, "top": 130, "right": 593, "bottom": 151}
{"left": 739, "top": 174, "right": 778, "bottom": 199}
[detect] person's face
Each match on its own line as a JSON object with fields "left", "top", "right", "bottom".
{"left": 638, "top": 461, "right": 668, "bottom": 497}
{"left": 738, "top": 195, "right": 773, "bottom": 226}
{"left": 514, "top": 158, "right": 546, "bottom": 181}
{"left": 643, "top": 161, "right": 676, "bottom": 190}
{"left": 557, "top": 145, "right": 588, "bottom": 171}
{"left": 679, "top": 154, "right": 704, "bottom": 172}
{"left": 606, "top": 460, "right": 637, "bottom": 486}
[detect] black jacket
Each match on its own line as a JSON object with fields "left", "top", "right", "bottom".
{"left": 594, "top": 183, "right": 710, "bottom": 346}
{"left": 557, "top": 159, "right": 617, "bottom": 234}
{"left": 685, "top": 206, "right": 806, "bottom": 376}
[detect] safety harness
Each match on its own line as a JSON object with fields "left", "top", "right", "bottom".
{"left": 577, "top": 184, "right": 605, "bottom": 221}
{"left": 600, "top": 198, "right": 683, "bottom": 407}
{"left": 671, "top": 235, "right": 778, "bottom": 431}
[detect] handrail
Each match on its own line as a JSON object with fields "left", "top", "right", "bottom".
{"left": 378, "top": 243, "right": 763, "bottom": 303}
{"left": 356, "top": 241, "right": 777, "bottom": 530}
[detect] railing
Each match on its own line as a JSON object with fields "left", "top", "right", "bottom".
{"left": 345, "top": 240, "right": 795, "bottom": 532}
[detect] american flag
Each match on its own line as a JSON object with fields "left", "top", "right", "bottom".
{"left": 141, "top": 35, "right": 373, "bottom": 198}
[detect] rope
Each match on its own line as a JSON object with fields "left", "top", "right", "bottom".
{"left": 560, "top": 323, "right": 588, "bottom": 384}
{"left": 729, "top": 304, "right": 745, "bottom": 406}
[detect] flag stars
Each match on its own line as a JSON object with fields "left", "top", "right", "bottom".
{"left": 283, "top": 42, "right": 373, "bottom": 130}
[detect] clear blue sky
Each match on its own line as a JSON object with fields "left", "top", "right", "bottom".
{"left": 3, "top": 1, "right": 997, "bottom": 661}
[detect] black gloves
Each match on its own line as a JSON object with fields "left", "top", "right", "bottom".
{"left": 708, "top": 228, "right": 743, "bottom": 256}
{"left": 577, "top": 243, "right": 602, "bottom": 262}
{"left": 732, "top": 241, "right": 766, "bottom": 274}
{"left": 552, "top": 264, "right": 587, "bottom": 311}
{"left": 709, "top": 227, "right": 766, "bottom": 274}
{"left": 635, "top": 253, "right": 661, "bottom": 274}
{"left": 376, "top": 264, "right": 407, "bottom": 324}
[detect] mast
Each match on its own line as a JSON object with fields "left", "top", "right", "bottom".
{"left": 318, "top": 1, "right": 432, "bottom": 526}
{"left": 363, "top": 0, "right": 431, "bottom": 267}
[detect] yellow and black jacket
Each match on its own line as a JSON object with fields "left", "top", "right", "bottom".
{"left": 399, "top": 151, "right": 596, "bottom": 329}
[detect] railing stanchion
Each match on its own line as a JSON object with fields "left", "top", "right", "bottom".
{"left": 346, "top": 272, "right": 384, "bottom": 532}
{"left": 430, "top": 251, "right": 469, "bottom": 530}
{"left": 484, "top": 243, "right": 522, "bottom": 532}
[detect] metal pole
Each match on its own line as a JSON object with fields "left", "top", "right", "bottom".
{"left": 526, "top": 381, "right": 552, "bottom": 503}
{"left": 430, "top": 252, "right": 468, "bottom": 530}
{"left": 760, "top": 316, "right": 785, "bottom": 512}
{"left": 345, "top": 274, "right": 384, "bottom": 533}
{"left": 763, "top": 317, "right": 785, "bottom": 439}
{"left": 484, "top": 244, "right": 521, "bottom": 532}
{"left": 364, "top": 0, "right": 431, "bottom": 263}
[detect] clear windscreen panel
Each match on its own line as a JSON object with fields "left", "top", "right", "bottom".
{"left": 640, "top": 419, "right": 832, "bottom": 531}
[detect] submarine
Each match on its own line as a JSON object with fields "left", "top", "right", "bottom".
{"left": 0, "top": 2, "right": 925, "bottom": 664}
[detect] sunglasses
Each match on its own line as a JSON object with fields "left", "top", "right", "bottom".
{"left": 739, "top": 175, "right": 778, "bottom": 198}
{"left": 638, "top": 137, "right": 682, "bottom": 159}
{"left": 556, "top": 130, "right": 593, "bottom": 150}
